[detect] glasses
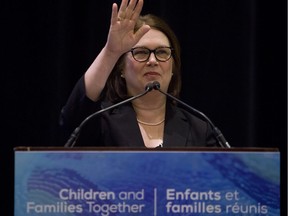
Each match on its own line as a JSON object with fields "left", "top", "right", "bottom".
{"left": 129, "top": 47, "right": 173, "bottom": 62}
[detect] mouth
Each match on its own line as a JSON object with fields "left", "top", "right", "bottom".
{"left": 144, "top": 72, "right": 160, "bottom": 77}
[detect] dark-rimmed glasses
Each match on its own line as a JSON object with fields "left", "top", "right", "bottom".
{"left": 129, "top": 47, "right": 173, "bottom": 62}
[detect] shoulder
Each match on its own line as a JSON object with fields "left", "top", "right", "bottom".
{"left": 165, "top": 103, "right": 218, "bottom": 147}
{"left": 167, "top": 103, "right": 208, "bottom": 126}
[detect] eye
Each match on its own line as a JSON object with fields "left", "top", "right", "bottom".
{"left": 133, "top": 48, "right": 149, "bottom": 55}
{"left": 156, "top": 48, "right": 169, "bottom": 55}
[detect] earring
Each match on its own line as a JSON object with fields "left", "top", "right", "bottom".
{"left": 121, "top": 74, "right": 125, "bottom": 78}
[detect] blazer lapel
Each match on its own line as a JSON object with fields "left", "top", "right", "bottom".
{"left": 163, "top": 104, "right": 189, "bottom": 147}
{"left": 110, "top": 103, "right": 145, "bottom": 147}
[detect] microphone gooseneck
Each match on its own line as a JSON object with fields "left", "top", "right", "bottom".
{"left": 152, "top": 81, "right": 231, "bottom": 148}
{"left": 64, "top": 82, "right": 154, "bottom": 148}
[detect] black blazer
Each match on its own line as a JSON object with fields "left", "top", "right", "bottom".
{"left": 59, "top": 77, "right": 218, "bottom": 148}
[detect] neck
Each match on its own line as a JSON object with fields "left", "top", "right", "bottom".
{"left": 132, "top": 94, "right": 166, "bottom": 123}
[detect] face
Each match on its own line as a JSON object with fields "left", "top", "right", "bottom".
{"left": 122, "top": 29, "right": 173, "bottom": 96}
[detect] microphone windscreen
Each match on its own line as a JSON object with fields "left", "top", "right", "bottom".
{"left": 145, "top": 82, "right": 154, "bottom": 92}
{"left": 152, "top": 81, "right": 161, "bottom": 90}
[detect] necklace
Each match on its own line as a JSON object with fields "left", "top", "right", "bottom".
{"left": 137, "top": 118, "right": 165, "bottom": 126}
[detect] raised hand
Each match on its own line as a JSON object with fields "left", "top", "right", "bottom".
{"left": 105, "top": 0, "right": 150, "bottom": 55}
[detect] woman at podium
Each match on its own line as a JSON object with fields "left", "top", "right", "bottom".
{"left": 59, "top": 0, "right": 220, "bottom": 148}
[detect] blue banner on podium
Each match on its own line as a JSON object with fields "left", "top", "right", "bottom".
{"left": 14, "top": 148, "right": 280, "bottom": 215}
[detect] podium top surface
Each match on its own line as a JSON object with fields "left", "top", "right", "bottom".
{"left": 14, "top": 146, "right": 279, "bottom": 152}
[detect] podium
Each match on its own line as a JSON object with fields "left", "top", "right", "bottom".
{"left": 14, "top": 147, "right": 280, "bottom": 215}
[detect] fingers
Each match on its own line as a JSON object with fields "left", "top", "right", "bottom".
{"left": 118, "top": 0, "right": 129, "bottom": 20}
{"left": 111, "top": 3, "right": 118, "bottom": 24}
{"left": 134, "top": 24, "right": 151, "bottom": 41}
{"left": 131, "top": 0, "right": 144, "bottom": 21}
{"left": 125, "top": 0, "right": 137, "bottom": 20}
{"left": 117, "top": 0, "right": 143, "bottom": 21}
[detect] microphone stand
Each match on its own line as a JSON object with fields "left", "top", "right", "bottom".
{"left": 153, "top": 81, "right": 231, "bottom": 148}
{"left": 64, "top": 83, "right": 154, "bottom": 148}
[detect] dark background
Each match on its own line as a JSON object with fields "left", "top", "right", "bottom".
{"left": 2, "top": 0, "right": 287, "bottom": 215}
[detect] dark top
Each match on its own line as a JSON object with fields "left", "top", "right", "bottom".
{"left": 59, "top": 76, "right": 218, "bottom": 148}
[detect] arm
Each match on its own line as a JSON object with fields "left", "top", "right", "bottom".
{"left": 84, "top": 0, "right": 150, "bottom": 101}
{"left": 58, "top": 0, "right": 150, "bottom": 145}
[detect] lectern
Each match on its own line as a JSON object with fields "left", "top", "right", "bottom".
{"left": 14, "top": 147, "right": 280, "bottom": 215}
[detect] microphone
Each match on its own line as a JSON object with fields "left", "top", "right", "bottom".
{"left": 64, "top": 82, "right": 154, "bottom": 148}
{"left": 152, "top": 81, "right": 231, "bottom": 148}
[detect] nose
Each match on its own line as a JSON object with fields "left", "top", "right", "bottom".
{"left": 147, "top": 52, "right": 158, "bottom": 64}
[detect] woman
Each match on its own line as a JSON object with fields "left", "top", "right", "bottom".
{"left": 60, "top": 0, "right": 218, "bottom": 148}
